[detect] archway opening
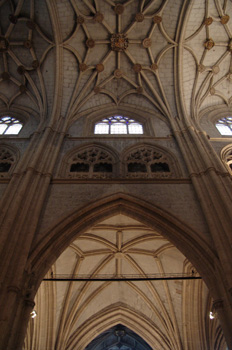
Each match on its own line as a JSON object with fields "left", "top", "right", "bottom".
{"left": 85, "top": 324, "right": 152, "bottom": 350}
{"left": 24, "top": 214, "right": 226, "bottom": 350}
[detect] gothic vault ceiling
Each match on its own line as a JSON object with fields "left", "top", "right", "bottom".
{"left": 0, "top": 0, "right": 231, "bottom": 127}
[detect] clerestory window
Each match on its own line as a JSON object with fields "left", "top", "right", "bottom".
{"left": 94, "top": 115, "right": 143, "bottom": 135}
{"left": 0, "top": 116, "right": 23, "bottom": 135}
{"left": 215, "top": 117, "right": 232, "bottom": 136}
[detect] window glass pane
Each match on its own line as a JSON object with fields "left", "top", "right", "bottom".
{"left": 128, "top": 123, "right": 143, "bottom": 134}
{"left": 94, "top": 115, "right": 144, "bottom": 135}
{"left": 0, "top": 124, "right": 8, "bottom": 134}
{"left": 111, "top": 123, "right": 127, "bottom": 134}
{"left": 216, "top": 124, "right": 232, "bottom": 135}
{"left": 5, "top": 124, "right": 23, "bottom": 135}
{"left": 94, "top": 123, "right": 109, "bottom": 134}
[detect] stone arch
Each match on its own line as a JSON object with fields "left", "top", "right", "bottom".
{"left": 66, "top": 303, "right": 170, "bottom": 350}
{"left": 71, "top": 104, "right": 169, "bottom": 137}
{"left": 28, "top": 193, "right": 217, "bottom": 294}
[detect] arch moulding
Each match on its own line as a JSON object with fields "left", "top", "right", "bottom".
{"left": 28, "top": 193, "right": 217, "bottom": 293}
{"left": 66, "top": 303, "right": 169, "bottom": 350}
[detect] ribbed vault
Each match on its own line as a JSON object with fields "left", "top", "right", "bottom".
{"left": 0, "top": 0, "right": 231, "bottom": 126}
{"left": 24, "top": 214, "right": 226, "bottom": 350}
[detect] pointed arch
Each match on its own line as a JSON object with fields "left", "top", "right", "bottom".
{"left": 66, "top": 303, "right": 170, "bottom": 350}
{"left": 28, "top": 193, "right": 216, "bottom": 292}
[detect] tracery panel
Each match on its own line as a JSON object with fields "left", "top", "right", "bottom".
{"left": 123, "top": 145, "right": 179, "bottom": 179}
{"left": 62, "top": 145, "right": 117, "bottom": 179}
{"left": 0, "top": 146, "right": 17, "bottom": 177}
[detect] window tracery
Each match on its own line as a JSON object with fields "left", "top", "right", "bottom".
{"left": 94, "top": 115, "right": 143, "bottom": 135}
{"left": 215, "top": 116, "right": 232, "bottom": 136}
{"left": 68, "top": 147, "right": 114, "bottom": 178}
{"left": 124, "top": 146, "right": 173, "bottom": 178}
{"left": 0, "top": 147, "right": 16, "bottom": 177}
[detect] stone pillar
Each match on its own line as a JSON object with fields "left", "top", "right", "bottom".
{"left": 171, "top": 118, "right": 232, "bottom": 349}
{"left": 0, "top": 122, "right": 66, "bottom": 350}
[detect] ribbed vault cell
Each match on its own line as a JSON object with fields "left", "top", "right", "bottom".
{"left": 85, "top": 324, "right": 152, "bottom": 350}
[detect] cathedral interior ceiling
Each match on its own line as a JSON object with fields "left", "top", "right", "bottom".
{"left": 0, "top": 0, "right": 231, "bottom": 125}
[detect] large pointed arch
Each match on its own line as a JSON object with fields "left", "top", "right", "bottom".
{"left": 28, "top": 193, "right": 217, "bottom": 292}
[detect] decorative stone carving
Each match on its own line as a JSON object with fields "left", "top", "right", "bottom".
{"left": 220, "top": 15, "right": 230, "bottom": 24}
{"left": 212, "top": 66, "right": 219, "bottom": 74}
{"left": 135, "top": 13, "right": 144, "bottom": 22}
{"left": 17, "top": 65, "right": 26, "bottom": 75}
{"left": 94, "top": 86, "right": 101, "bottom": 94}
{"left": 79, "top": 63, "right": 88, "bottom": 72}
{"left": 204, "top": 39, "right": 215, "bottom": 50}
{"left": 77, "top": 16, "right": 84, "bottom": 24}
{"left": 136, "top": 87, "right": 144, "bottom": 94}
{"left": 0, "top": 36, "right": 9, "bottom": 52}
{"left": 133, "top": 64, "right": 142, "bottom": 73}
{"left": 111, "top": 33, "right": 128, "bottom": 52}
{"left": 210, "top": 87, "right": 215, "bottom": 95}
{"left": 114, "top": 69, "right": 123, "bottom": 78}
{"left": 24, "top": 40, "right": 32, "bottom": 49}
{"left": 32, "top": 60, "right": 39, "bottom": 69}
{"left": 143, "top": 38, "right": 151, "bottom": 48}
{"left": 86, "top": 39, "right": 95, "bottom": 48}
{"left": 204, "top": 17, "right": 213, "bottom": 26}
{"left": 124, "top": 146, "right": 172, "bottom": 179}
{"left": 114, "top": 4, "right": 124, "bottom": 15}
{"left": 68, "top": 147, "right": 114, "bottom": 179}
{"left": 153, "top": 16, "right": 162, "bottom": 24}
{"left": 96, "top": 63, "right": 104, "bottom": 72}
{"left": 94, "top": 12, "right": 104, "bottom": 23}
{"left": 151, "top": 63, "right": 158, "bottom": 71}
{"left": 198, "top": 64, "right": 205, "bottom": 73}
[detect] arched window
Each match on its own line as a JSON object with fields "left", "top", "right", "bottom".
{"left": 94, "top": 115, "right": 143, "bottom": 135}
{"left": 0, "top": 116, "right": 23, "bottom": 135}
{"left": 215, "top": 117, "right": 232, "bottom": 136}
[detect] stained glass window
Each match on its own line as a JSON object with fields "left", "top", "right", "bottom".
{"left": 0, "top": 116, "right": 23, "bottom": 135}
{"left": 94, "top": 115, "right": 143, "bottom": 135}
